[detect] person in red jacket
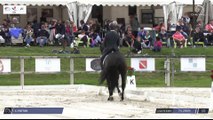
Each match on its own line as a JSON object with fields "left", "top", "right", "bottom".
{"left": 205, "top": 19, "right": 213, "bottom": 45}
{"left": 172, "top": 28, "right": 186, "bottom": 48}
{"left": 152, "top": 37, "right": 162, "bottom": 52}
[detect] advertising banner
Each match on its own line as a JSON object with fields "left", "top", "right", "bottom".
{"left": 181, "top": 58, "right": 206, "bottom": 71}
{"left": 131, "top": 58, "right": 155, "bottom": 71}
{"left": 0, "top": 59, "right": 11, "bottom": 73}
{"left": 35, "top": 58, "right": 60, "bottom": 73}
{"left": 3, "top": 5, "right": 26, "bottom": 14}
{"left": 86, "top": 58, "right": 101, "bottom": 71}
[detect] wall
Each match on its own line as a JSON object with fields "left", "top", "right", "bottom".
{"left": 0, "top": 4, "right": 196, "bottom": 28}
{"left": 0, "top": 5, "right": 69, "bottom": 27}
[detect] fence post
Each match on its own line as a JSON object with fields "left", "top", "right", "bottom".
{"left": 210, "top": 71, "right": 213, "bottom": 111}
{"left": 20, "top": 58, "right": 24, "bottom": 89}
{"left": 164, "top": 58, "right": 170, "bottom": 86}
{"left": 70, "top": 58, "right": 74, "bottom": 84}
{"left": 210, "top": 81, "right": 213, "bottom": 111}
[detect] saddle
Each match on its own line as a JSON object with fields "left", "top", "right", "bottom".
{"left": 100, "top": 47, "right": 119, "bottom": 69}
{"left": 102, "top": 51, "right": 114, "bottom": 65}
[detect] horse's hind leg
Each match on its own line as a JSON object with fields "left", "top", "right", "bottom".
{"left": 107, "top": 80, "right": 114, "bottom": 101}
{"left": 114, "top": 74, "right": 121, "bottom": 97}
{"left": 117, "top": 86, "right": 121, "bottom": 95}
{"left": 120, "top": 69, "right": 126, "bottom": 101}
{"left": 120, "top": 82, "right": 125, "bottom": 101}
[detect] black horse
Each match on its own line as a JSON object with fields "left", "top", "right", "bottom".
{"left": 99, "top": 48, "right": 127, "bottom": 101}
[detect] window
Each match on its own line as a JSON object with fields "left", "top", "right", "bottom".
{"left": 91, "top": 5, "right": 103, "bottom": 18}
{"left": 141, "top": 9, "right": 154, "bottom": 24}
{"left": 128, "top": 6, "right": 137, "bottom": 16}
{"left": 154, "top": 17, "right": 164, "bottom": 25}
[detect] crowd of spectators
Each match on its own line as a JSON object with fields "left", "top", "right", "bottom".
{"left": 0, "top": 18, "right": 103, "bottom": 49}
{"left": 0, "top": 13, "right": 213, "bottom": 54}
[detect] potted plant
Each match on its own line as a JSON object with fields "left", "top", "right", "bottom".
{"left": 127, "top": 66, "right": 135, "bottom": 76}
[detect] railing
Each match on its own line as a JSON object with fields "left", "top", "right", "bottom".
{"left": 0, "top": 55, "right": 213, "bottom": 89}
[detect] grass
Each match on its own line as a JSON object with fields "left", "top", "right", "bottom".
{"left": 0, "top": 46, "right": 213, "bottom": 87}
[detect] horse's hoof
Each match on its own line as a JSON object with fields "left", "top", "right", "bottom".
{"left": 108, "top": 96, "right": 114, "bottom": 101}
{"left": 120, "top": 98, "right": 124, "bottom": 101}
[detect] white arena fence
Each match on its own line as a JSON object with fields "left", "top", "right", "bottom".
{"left": 0, "top": 55, "right": 213, "bottom": 89}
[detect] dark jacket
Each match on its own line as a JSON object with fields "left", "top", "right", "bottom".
{"left": 38, "top": 29, "right": 49, "bottom": 38}
{"left": 100, "top": 30, "right": 120, "bottom": 69}
{"left": 55, "top": 23, "right": 65, "bottom": 35}
{"left": 103, "top": 30, "right": 120, "bottom": 50}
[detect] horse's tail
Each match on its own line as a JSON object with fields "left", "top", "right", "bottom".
{"left": 99, "top": 69, "right": 107, "bottom": 85}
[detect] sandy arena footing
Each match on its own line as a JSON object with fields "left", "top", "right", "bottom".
{"left": 0, "top": 85, "right": 212, "bottom": 119}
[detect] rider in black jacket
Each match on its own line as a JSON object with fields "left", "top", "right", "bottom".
{"left": 100, "top": 21, "right": 120, "bottom": 69}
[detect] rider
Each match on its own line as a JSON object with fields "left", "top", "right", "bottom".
{"left": 100, "top": 20, "right": 120, "bottom": 69}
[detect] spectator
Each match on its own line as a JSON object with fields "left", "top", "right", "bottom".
{"left": 78, "top": 30, "right": 89, "bottom": 47}
{"left": 55, "top": 20, "right": 65, "bottom": 46}
{"left": 130, "top": 15, "right": 140, "bottom": 38}
{"left": 31, "top": 20, "right": 40, "bottom": 45}
{"left": 205, "top": 19, "right": 213, "bottom": 45}
{"left": 154, "top": 22, "right": 165, "bottom": 33}
{"left": 181, "top": 13, "right": 190, "bottom": 24}
{"left": 89, "top": 30, "right": 102, "bottom": 47}
{"left": 158, "top": 27, "right": 169, "bottom": 47}
{"left": 122, "top": 25, "right": 133, "bottom": 47}
{"left": 79, "top": 20, "right": 89, "bottom": 33}
{"left": 24, "top": 25, "right": 33, "bottom": 47}
{"left": 64, "top": 20, "right": 74, "bottom": 47}
{"left": 137, "top": 27, "right": 147, "bottom": 41}
{"left": 176, "top": 19, "right": 189, "bottom": 39}
{"left": 131, "top": 34, "right": 142, "bottom": 54}
{"left": 141, "top": 31, "right": 152, "bottom": 48}
{"left": 48, "top": 19, "right": 57, "bottom": 45}
{"left": 2, "top": 19, "right": 11, "bottom": 45}
{"left": 192, "top": 27, "right": 207, "bottom": 47}
{"left": 102, "top": 19, "right": 111, "bottom": 37}
{"left": 0, "top": 26, "right": 6, "bottom": 45}
{"left": 36, "top": 24, "right": 49, "bottom": 47}
{"left": 70, "top": 21, "right": 78, "bottom": 37}
{"left": 152, "top": 37, "right": 162, "bottom": 52}
{"left": 172, "top": 28, "right": 186, "bottom": 48}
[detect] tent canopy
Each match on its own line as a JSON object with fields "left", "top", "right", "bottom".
{"left": 0, "top": 0, "right": 207, "bottom": 6}
{"left": 0, "top": 0, "right": 72, "bottom": 6}
{"left": 77, "top": 0, "right": 205, "bottom": 6}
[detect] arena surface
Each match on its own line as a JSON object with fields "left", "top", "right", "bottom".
{"left": 0, "top": 85, "right": 212, "bottom": 119}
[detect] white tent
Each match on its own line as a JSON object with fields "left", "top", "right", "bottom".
{"left": 74, "top": 0, "right": 208, "bottom": 28}
{"left": 0, "top": 0, "right": 70, "bottom": 6}
{"left": 196, "top": 0, "right": 213, "bottom": 28}
{"left": 77, "top": 0, "right": 204, "bottom": 6}
{"left": 0, "top": 0, "right": 210, "bottom": 27}
{"left": 0, "top": 0, "right": 206, "bottom": 6}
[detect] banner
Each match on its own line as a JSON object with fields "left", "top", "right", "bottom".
{"left": 4, "top": 107, "right": 63, "bottom": 114}
{"left": 0, "top": 59, "right": 11, "bottom": 73}
{"left": 86, "top": 58, "right": 101, "bottom": 71}
{"left": 3, "top": 5, "right": 26, "bottom": 14}
{"left": 180, "top": 58, "right": 206, "bottom": 71}
{"left": 131, "top": 58, "right": 155, "bottom": 71}
{"left": 35, "top": 58, "right": 60, "bottom": 73}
